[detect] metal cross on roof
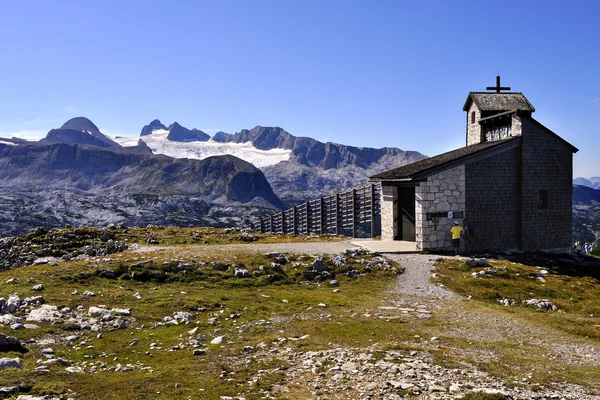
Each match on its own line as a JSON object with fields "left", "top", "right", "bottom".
{"left": 486, "top": 75, "right": 511, "bottom": 93}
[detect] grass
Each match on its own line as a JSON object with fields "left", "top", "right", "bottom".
{"left": 0, "top": 228, "right": 399, "bottom": 399}
{"left": 432, "top": 257, "right": 600, "bottom": 340}
{"left": 2, "top": 229, "right": 600, "bottom": 398}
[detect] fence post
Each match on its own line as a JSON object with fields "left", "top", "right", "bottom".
{"left": 335, "top": 194, "right": 340, "bottom": 235}
{"left": 319, "top": 198, "right": 324, "bottom": 234}
{"left": 370, "top": 184, "right": 376, "bottom": 238}
{"left": 280, "top": 211, "right": 285, "bottom": 234}
{"left": 270, "top": 215, "right": 274, "bottom": 233}
{"left": 292, "top": 206, "right": 297, "bottom": 235}
{"left": 259, "top": 218, "right": 264, "bottom": 233}
{"left": 305, "top": 201, "right": 310, "bottom": 235}
{"left": 352, "top": 189, "right": 357, "bottom": 238}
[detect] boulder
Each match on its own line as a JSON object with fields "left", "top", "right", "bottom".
{"left": 312, "top": 258, "right": 328, "bottom": 272}
{"left": 26, "top": 305, "right": 62, "bottom": 323}
{"left": 0, "top": 357, "right": 22, "bottom": 371}
{"left": 0, "top": 333, "right": 27, "bottom": 353}
{"left": 234, "top": 269, "right": 251, "bottom": 278}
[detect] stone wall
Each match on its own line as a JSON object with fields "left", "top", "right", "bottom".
{"left": 520, "top": 118, "right": 573, "bottom": 251}
{"left": 380, "top": 185, "right": 397, "bottom": 240}
{"left": 415, "top": 165, "right": 465, "bottom": 250}
{"left": 465, "top": 146, "right": 521, "bottom": 251}
{"left": 466, "top": 103, "right": 482, "bottom": 146}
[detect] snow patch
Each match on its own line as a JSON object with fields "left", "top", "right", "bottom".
{"left": 0, "top": 140, "right": 17, "bottom": 146}
{"left": 112, "top": 130, "right": 291, "bottom": 168}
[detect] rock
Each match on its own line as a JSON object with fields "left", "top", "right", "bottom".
{"left": 0, "top": 357, "right": 22, "bottom": 371}
{"left": 98, "top": 269, "right": 117, "bottom": 279}
{"left": 88, "top": 306, "right": 110, "bottom": 316}
{"left": 270, "top": 262, "right": 284, "bottom": 273}
{"left": 193, "top": 349, "right": 206, "bottom": 356}
{"left": 312, "top": 258, "right": 328, "bottom": 272}
{"left": 523, "top": 299, "right": 557, "bottom": 311}
{"left": 2, "top": 295, "right": 21, "bottom": 314}
{"left": 237, "top": 232, "right": 257, "bottom": 242}
{"left": 83, "top": 290, "right": 96, "bottom": 297}
{"left": 22, "top": 296, "right": 44, "bottom": 306}
{"left": 234, "top": 269, "right": 251, "bottom": 278}
{"left": 173, "top": 311, "right": 196, "bottom": 322}
{"left": 210, "top": 336, "right": 226, "bottom": 345}
{"left": 329, "top": 280, "right": 339, "bottom": 287}
{"left": 0, "top": 386, "right": 20, "bottom": 395}
{"left": 26, "top": 305, "right": 62, "bottom": 323}
{"left": 10, "top": 323, "right": 24, "bottom": 330}
{"left": 466, "top": 258, "right": 490, "bottom": 268}
{"left": 0, "top": 315, "right": 20, "bottom": 325}
{"left": 212, "top": 261, "right": 229, "bottom": 271}
{"left": 32, "top": 284, "right": 44, "bottom": 291}
{"left": 133, "top": 292, "right": 142, "bottom": 299}
{"left": 318, "top": 303, "right": 327, "bottom": 308}
{"left": 65, "top": 366, "right": 85, "bottom": 373}
{"left": 0, "top": 333, "right": 27, "bottom": 353}
{"left": 111, "top": 308, "right": 131, "bottom": 316}
{"left": 331, "top": 255, "right": 347, "bottom": 267}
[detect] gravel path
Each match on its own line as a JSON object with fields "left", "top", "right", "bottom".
{"left": 384, "top": 253, "right": 455, "bottom": 298}
{"left": 133, "top": 240, "right": 356, "bottom": 257}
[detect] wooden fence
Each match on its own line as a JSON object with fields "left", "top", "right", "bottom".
{"left": 254, "top": 183, "right": 382, "bottom": 238}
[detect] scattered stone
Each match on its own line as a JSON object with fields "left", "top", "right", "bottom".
{"left": 32, "top": 284, "right": 44, "bottom": 291}
{"left": 524, "top": 299, "right": 557, "bottom": 311}
{"left": 26, "top": 305, "right": 62, "bottom": 323}
{"left": 0, "top": 357, "right": 22, "bottom": 371}
{"left": 234, "top": 268, "right": 251, "bottom": 278}
{"left": 210, "top": 336, "right": 226, "bottom": 345}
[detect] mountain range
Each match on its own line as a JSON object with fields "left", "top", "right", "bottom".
{"left": 0, "top": 117, "right": 423, "bottom": 236}
{"left": 573, "top": 177, "right": 600, "bottom": 190}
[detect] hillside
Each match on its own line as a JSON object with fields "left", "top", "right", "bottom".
{"left": 573, "top": 184, "right": 600, "bottom": 242}
{"left": 0, "top": 119, "right": 287, "bottom": 237}
{"left": 0, "top": 227, "right": 597, "bottom": 399}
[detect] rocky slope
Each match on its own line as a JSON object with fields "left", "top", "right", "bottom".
{"left": 573, "top": 184, "right": 600, "bottom": 242}
{"left": 0, "top": 118, "right": 287, "bottom": 237}
{"left": 213, "top": 125, "right": 426, "bottom": 205}
{"left": 573, "top": 176, "right": 600, "bottom": 190}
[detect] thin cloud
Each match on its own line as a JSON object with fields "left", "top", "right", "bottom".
{"left": 0, "top": 130, "right": 46, "bottom": 140}
{"left": 65, "top": 106, "right": 77, "bottom": 113}
{"left": 594, "top": 98, "right": 600, "bottom": 103}
{"left": 202, "top": 128, "right": 223, "bottom": 134}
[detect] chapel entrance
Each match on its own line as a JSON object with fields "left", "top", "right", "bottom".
{"left": 396, "top": 186, "right": 416, "bottom": 241}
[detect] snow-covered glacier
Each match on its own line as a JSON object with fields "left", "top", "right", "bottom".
{"left": 112, "top": 129, "right": 291, "bottom": 168}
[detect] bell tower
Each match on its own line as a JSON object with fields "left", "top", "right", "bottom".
{"left": 463, "top": 76, "right": 535, "bottom": 146}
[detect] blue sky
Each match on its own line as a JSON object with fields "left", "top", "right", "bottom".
{"left": 0, "top": 0, "right": 598, "bottom": 177}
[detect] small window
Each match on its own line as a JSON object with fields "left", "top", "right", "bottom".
{"left": 471, "top": 111, "right": 476, "bottom": 124}
{"left": 538, "top": 190, "right": 548, "bottom": 209}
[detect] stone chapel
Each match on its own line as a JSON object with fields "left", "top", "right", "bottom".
{"left": 370, "top": 77, "right": 578, "bottom": 252}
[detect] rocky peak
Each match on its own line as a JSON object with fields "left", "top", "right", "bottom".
{"left": 60, "top": 117, "right": 101, "bottom": 135}
{"left": 166, "top": 122, "right": 210, "bottom": 142}
{"left": 41, "top": 118, "right": 120, "bottom": 149}
{"left": 140, "top": 119, "right": 167, "bottom": 136}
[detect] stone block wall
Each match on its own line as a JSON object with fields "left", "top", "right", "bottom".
{"left": 465, "top": 146, "right": 521, "bottom": 251}
{"left": 381, "top": 185, "right": 398, "bottom": 240}
{"left": 521, "top": 118, "right": 573, "bottom": 251}
{"left": 466, "top": 103, "right": 482, "bottom": 146}
{"left": 415, "top": 165, "right": 465, "bottom": 250}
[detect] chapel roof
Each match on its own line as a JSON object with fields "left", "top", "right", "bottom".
{"left": 370, "top": 137, "right": 521, "bottom": 182}
{"left": 463, "top": 92, "right": 535, "bottom": 112}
